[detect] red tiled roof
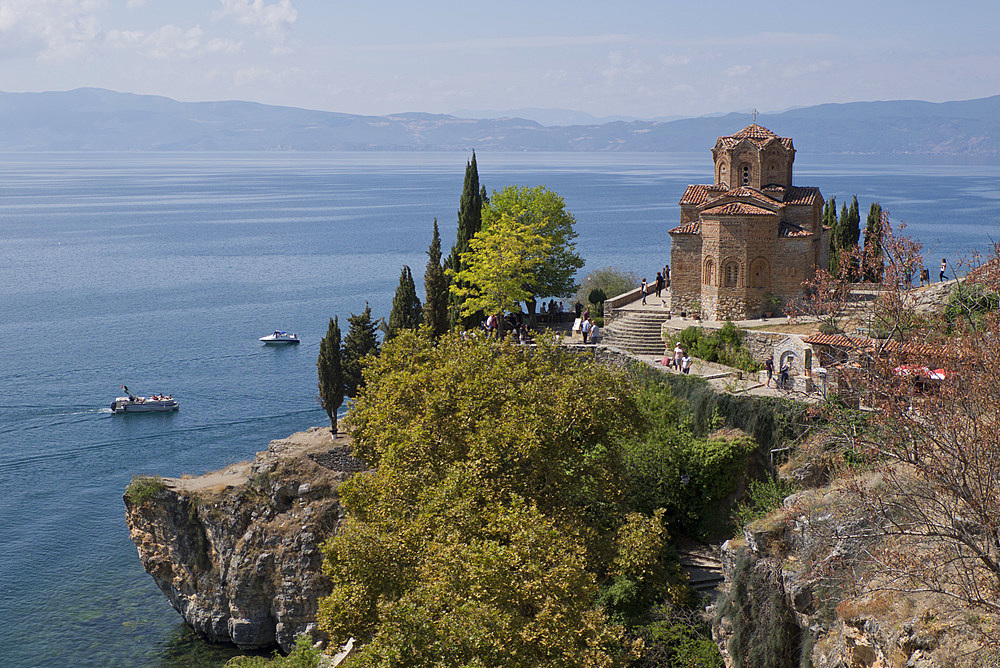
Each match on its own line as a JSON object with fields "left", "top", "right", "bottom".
{"left": 802, "top": 334, "right": 940, "bottom": 356}
{"left": 668, "top": 221, "right": 701, "bottom": 235}
{"left": 679, "top": 184, "right": 727, "bottom": 206}
{"left": 782, "top": 186, "right": 820, "bottom": 206}
{"left": 717, "top": 124, "right": 794, "bottom": 150}
{"left": 778, "top": 222, "right": 812, "bottom": 237}
{"left": 702, "top": 201, "right": 775, "bottom": 216}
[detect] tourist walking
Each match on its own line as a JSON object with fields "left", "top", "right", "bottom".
{"left": 764, "top": 356, "right": 774, "bottom": 388}
{"left": 641, "top": 277, "right": 648, "bottom": 305}
{"left": 682, "top": 353, "right": 692, "bottom": 375}
{"left": 779, "top": 360, "right": 790, "bottom": 391}
{"left": 655, "top": 272, "right": 664, "bottom": 298}
{"left": 939, "top": 258, "right": 948, "bottom": 282}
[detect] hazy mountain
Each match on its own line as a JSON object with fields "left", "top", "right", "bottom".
{"left": 1, "top": 88, "right": 999, "bottom": 156}
{"left": 450, "top": 108, "right": 684, "bottom": 126}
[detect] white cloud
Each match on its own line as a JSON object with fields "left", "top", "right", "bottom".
{"left": 0, "top": 0, "right": 107, "bottom": 60}
{"left": 143, "top": 24, "right": 206, "bottom": 60}
{"left": 724, "top": 65, "right": 752, "bottom": 77}
{"left": 125, "top": 0, "right": 146, "bottom": 7}
{"left": 214, "top": 0, "right": 296, "bottom": 36}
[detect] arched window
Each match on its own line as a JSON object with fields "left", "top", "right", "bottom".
{"left": 725, "top": 261, "right": 739, "bottom": 287}
{"left": 741, "top": 164, "right": 751, "bottom": 186}
{"left": 704, "top": 257, "right": 715, "bottom": 286}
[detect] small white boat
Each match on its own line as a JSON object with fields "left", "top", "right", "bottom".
{"left": 111, "top": 393, "right": 179, "bottom": 413}
{"left": 259, "top": 330, "right": 300, "bottom": 344}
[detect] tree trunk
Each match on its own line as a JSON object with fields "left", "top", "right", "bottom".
{"left": 525, "top": 297, "right": 538, "bottom": 329}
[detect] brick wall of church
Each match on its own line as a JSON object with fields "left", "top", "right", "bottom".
{"left": 669, "top": 235, "right": 701, "bottom": 312}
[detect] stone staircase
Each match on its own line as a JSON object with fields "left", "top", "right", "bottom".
{"left": 602, "top": 310, "right": 672, "bottom": 355}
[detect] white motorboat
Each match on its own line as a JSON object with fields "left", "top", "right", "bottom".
{"left": 111, "top": 386, "right": 178, "bottom": 413}
{"left": 111, "top": 394, "right": 179, "bottom": 413}
{"left": 259, "top": 330, "right": 300, "bottom": 344}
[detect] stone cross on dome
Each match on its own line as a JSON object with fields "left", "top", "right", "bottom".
{"left": 752, "top": 108, "right": 758, "bottom": 124}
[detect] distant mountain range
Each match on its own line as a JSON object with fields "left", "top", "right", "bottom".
{"left": 1, "top": 88, "right": 999, "bottom": 156}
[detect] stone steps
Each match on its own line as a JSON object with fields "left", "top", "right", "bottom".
{"left": 603, "top": 310, "right": 674, "bottom": 355}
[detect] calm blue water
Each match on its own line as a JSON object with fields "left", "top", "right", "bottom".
{"left": 0, "top": 151, "right": 997, "bottom": 667}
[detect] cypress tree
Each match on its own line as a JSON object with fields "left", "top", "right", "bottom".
{"left": 342, "top": 304, "right": 380, "bottom": 398}
{"left": 446, "top": 152, "right": 484, "bottom": 328}
{"left": 863, "top": 202, "right": 884, "bottom": 282}
{"left": 423, "top": 219, "right": 450, "bottom": 337}
{"left": 825, "top": 197, "right": 839, "bottom": 274}
{"left": 317, "top": 316, "right": 344, "bottom": 433}
{"left": 385, "top": 265, "right": 422, "bottom": 340}
{"left": 846, "top": 195, "right": 861, "bottom": 248}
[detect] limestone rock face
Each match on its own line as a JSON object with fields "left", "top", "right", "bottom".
{"left": 124, "top": 427, "right": 366, "bottom": 651}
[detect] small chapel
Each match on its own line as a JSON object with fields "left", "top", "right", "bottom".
{"left": 668, "top": 123, "right": 829, "bottom": 320}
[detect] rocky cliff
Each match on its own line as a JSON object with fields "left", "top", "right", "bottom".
{"left": 711, "top": 483, "right": 992, "bottom": 668}
{"left": 124, "top": 427, "right": 366, "bottom": 652}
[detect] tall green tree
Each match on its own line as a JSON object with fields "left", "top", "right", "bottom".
{"left": 846, "top": 195, "right": 861, "bottom": 248}
{"left": 863, "top": 202, "right": 884, "bottom": 282}
{"left": 342, "top": 304, "right": 380, "bottom": 398}
{"left": 318, "top": 332, "right": 646, "bottom": 666}
{"left": 422, "top": 219, "right": 450, "bottom": 337}
{"left": 317, "top": 316, "right": 344, "bottom": 433}
{"left": 446, "top": 152, "right": 484, "bottom": 328}
{"left": 824, "top": 196, "right": 839, "bottom": 274}
{"left": 481, "top": 185, "right": 584, "bottom": 325}
{"left": 449, "top": 212, "right": 550, "bottom": 335}
{"left": 385, "top": 265, "right": 422, "bottom": 340}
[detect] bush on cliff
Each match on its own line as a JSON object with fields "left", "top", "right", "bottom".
{"left": 125, "top": 475, "right": 167, "bottom": 505}
{"left": 318, "top": 331, "right": 668, "bottom": 666}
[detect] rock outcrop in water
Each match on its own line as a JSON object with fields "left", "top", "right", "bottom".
{"left": 124, "top": 427, "right": 366, "bottom": 651}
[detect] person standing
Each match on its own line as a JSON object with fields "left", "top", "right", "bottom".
{"left": 655, "top": 271, "right": 664, "bottom": 298}
{"left": 641, "top": 277, "right": 648, "bottom": 305}
{"left": 664, "top": 265, "right": 670, "bottom": 288}
{"left": 581, "top": 317, "right": 592, "bottom": 344}
{"left": 764, "top": 356, "right": 774, "bottom": 388}
{"left": 673, "top": 343, "right": 684, "bottom": 370}
{"left": 682, "top": 353, "right": 692, "bottom": 375}
{"left": 779, "top": 360, "right": 790, "bottom": 391}
{"left": 939, "top": 258, "right": 948, "bottom": 282}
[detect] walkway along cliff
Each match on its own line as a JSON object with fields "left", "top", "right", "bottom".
{"left": 123, "top": 428, "right": 366, "bottom": 652}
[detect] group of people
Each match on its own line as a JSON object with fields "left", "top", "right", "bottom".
{"left": 763, "top": 357, "right": 791, "bottom": 390}
{"left": 661, "top": 342, "right": 692, "bottom": 374}
{"left": 580, "top": 316, "right": 600, "bottom": 344}
{"left": 640, "top": 266, "right": 670, "bottom": 306}
{"left": 913, "top": 258, "right": 949, "bottom": 287}
{"left": 537, "top": 300, "right": 566, "bottom": 323}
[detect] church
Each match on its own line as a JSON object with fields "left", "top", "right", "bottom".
{"left": 668, "top": 123, "right": 829, "bottom": 320}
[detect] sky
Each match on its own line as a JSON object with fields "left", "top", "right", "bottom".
{"left": 1, "top": 0, "right": 999, "bottom": 119}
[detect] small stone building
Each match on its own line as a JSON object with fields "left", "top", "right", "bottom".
{"left": 669, "top": 124, "right": 829, "bottom": 320}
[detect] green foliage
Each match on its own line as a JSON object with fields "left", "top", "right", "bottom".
{"left": 225, "top": 634, "right": 321, "bottom": 668}
{"left": 449, "top": 210, "right": 550, "bottom": 323}
{"left": 590, "top": 287, "right": 608, "bottom": 307}
{"left": 481, "top": 185, "right": 584, "bottom": 301}
{"left": 667, "top": 323, "right": 761, "bottom": 373}
{"left": 735, "top": 476, "right": 797, "bottom": 530}
{"left": 576, "top": 266, "right": 638, "bottom": 306}
{"left": 422, "top": 219, "right": 450, "bottom": 337}
{"left": 447, "top": 153, "right": 484, "bottom": 329}
{"left": 944, "top": 281, "right": 1000, "bottom": 330}
{"left": 632, "top": 603, "right": 724, "bottom": 668}
{"left": 384, "top": 265, "right": 422, "bottom": 340}
{"left": 342, "top": 304, "right": 380, "bottom": 398}
{"left": 320, "top": 332, "right": 647, "bottom": 665}
{"left": 862, "top": 202, "right": 884, "bottom": 282}
{"left": 717, "top": 550, "right": 800, "bottom": 668}
{"left": 125, "top": 475, "right": 167, "bottom": 504}
{"left": 620, "top": 379, "right": 756, "bottom": 539}
{"left": 317, "top": 316, "right": 344, "bottom": 432}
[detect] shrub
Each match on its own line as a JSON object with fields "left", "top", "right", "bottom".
{"left": 666, "top": 322, "right": 761, "bottom": 373}
{"left": 735, "top": 476, "right": 797, "bottom": 530}
{"left": 125, "top": 475, "right": 167, "bottom": 504}
{"left": 225, "top": 634, "right": 321, "bottom": 668}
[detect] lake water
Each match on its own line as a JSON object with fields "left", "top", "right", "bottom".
{"left": 1, "top": 151, "right": 998, "bottom": 667}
